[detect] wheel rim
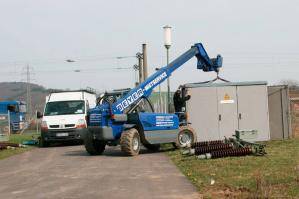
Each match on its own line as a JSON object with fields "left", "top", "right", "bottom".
{"left": 179, "top": 131, "right": 192, "bottom": 146}
{"left": 132, "top": 136, "right": 139, "bottom": 151}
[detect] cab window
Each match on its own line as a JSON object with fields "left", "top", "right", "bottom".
{"left": 7, "top": 104, "right": 18, "bottom": 112}
{"left": 131, "top": 98, "right": 154, "bottom": 113}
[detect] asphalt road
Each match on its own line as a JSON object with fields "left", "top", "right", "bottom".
{"left": 0, "top": 145, "right": 201, "bottom": 199}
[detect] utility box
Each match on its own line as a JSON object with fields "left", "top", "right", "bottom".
{"left": 235, "top": 130, "right": 258, "bottom": 142}
{"left": 184, "top": 81, "right": 270, "bottom": 142}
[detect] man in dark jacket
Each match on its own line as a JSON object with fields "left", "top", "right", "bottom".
{"left": 173, "top": 88, "right": 191, "bottom": 112}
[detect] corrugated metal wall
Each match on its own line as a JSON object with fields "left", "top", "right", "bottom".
{"left": 290, "top": 98, "right": 299, "bottom": 138}
{"left": 289, "top": 88, "right": 299, "bottom": 138}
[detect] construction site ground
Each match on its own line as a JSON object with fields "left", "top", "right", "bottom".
{"left": 0, "top": 144, "right": 200, "bottom": 199}
{"left": 1, "top": 133, "right": 298, "bottom": 198}
{"left": 166, "top": 139, "right": 299, "bottom": 198}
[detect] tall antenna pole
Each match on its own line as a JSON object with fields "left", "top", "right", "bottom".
{"left": 142, "top": 43, "right": 148, "bottom": 80}
{"left": 136, "top": 52, "right": 143, "bottom": 84}
{"left": 163, "top": 25, "right": 172, "bottom": 113}
{"left": 26, "top": 64, "right": 32, "bottom": 121}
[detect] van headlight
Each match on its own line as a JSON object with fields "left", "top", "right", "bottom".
{"left": 41, "top": 121, "right": 48, "bottom": 131}
{"left": 76, "top": 119, "right": 86, "bottom": 129}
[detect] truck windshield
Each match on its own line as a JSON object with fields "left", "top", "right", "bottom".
{"left": 19, "top": 104, "right": 26, "bottom": 113}
{"left": 44, "top": 100, "right": 85, "bottom": 116}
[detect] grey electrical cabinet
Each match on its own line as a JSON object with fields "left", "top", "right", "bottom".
{"left": 184, "top": 81, "right": 270, "bottom": 142}
{"left": 268, "top": 85, "right": 291, "bottom": 140}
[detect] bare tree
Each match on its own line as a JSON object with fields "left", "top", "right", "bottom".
{"left": 279, "top": 79, "right": 299, "bottom": 90}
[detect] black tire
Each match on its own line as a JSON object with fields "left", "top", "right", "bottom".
{"left": 120, "top": 128, "right": 140, "bottom": 156}
{"left": 174, "top": 126, "right": 197, "bottom": 148}
{"left": 39, "top": 137, "right": 49, "bottom": 148}
{"left": 144, "top": 144, "right": 160, "bottom": 152}
{"left": 84, "top": 131, "right": 106, "bottom": 155}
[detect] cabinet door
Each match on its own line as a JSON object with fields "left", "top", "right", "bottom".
{"left": 217, "top": 86, "right": 238, "bottom": 139}
{"left": 186, "top": 87, "right": 219, "bottom": 141}
{"left": 268, "top": 86, "right": 284, "bottom": 140}
{"left": 237, "top": 85, "right": 270, "bottom": 141}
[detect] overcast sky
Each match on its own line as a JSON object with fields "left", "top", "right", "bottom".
{"left": 0, "top": 0, "right": 299, "bottom": 91}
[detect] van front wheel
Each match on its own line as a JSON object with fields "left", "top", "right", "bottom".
{"left": 84, "top": 132, "right": 106, "bottom": 155}
{"left": 39, "top": 137, "right": 49, "bottom": 147}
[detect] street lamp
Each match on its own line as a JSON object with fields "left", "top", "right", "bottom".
{"left": 163, "top": 25, "right": 172, "bottom": 113}
{"left": 66, "top": 59, "right": 75, "bottom": 63}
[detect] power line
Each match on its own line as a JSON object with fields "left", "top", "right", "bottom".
{"left": 26, "top": 65, "right": 32, "bottom": 121}
{"left": 35, "top": 66, "right": 133, "bottom": 73}
{"left": 0, "top": 54, "right": 136, "bottom": 67}
{"left": 20, "top": 65, "right": 35, "bottom": 121}
{"left": 1, "top": 50, "right": 299, "bottom": 66}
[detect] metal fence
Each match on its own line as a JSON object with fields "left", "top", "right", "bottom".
{"left": 0, "top": 113, "right": 10, "bottom": 142}
{"left": 150, "top": 92, "right": 174, "bottom": 113}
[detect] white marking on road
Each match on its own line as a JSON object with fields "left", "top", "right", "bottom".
{"left": 12, "top": 190, "right": 26, "bottom": 194}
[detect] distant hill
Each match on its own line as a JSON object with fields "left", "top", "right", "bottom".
{"left": 0, "top": 82, "right": 61, "bottom": 114}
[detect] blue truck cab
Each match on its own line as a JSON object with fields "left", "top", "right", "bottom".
{"left": 0, "top": 101, "right": 26, "bottom": 132}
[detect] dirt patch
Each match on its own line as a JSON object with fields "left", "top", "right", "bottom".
{"left": 202, "top": 185, "right": 250, "bottom": 198}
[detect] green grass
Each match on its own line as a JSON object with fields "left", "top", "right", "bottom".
{"left": 166, "top": 139, "right": 299, "bottom": 198}
{"left": 9, "top": 130, "right": 39, "bottom": 143}
{"left": 0, "top": 131, "right": 40, "bottom": 160}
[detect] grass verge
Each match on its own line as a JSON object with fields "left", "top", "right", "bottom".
{"left": 0, "top": 131, "right": 40, "bottom": 160}
{"left": 166, "top": 139, "right": 299, "bottom": 198}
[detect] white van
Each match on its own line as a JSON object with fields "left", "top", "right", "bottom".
{"left": 39, "top": 90, "right": 96, "bottom": 147}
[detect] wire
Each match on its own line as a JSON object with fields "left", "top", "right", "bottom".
{"left": 0, "top": 54, "right": 136, "bottom": 66}
{"left": 2, "top": 51, "right": 299, "bottom": 67}
{"left": 34, "top": 66, "right": 133, "bottom": 73}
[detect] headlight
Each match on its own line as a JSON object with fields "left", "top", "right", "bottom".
{"left": 76, "top": 119, "right": 86, "bottom": 129}
{"left": 41, "top": 121, "right": 48, "bottom": 131}
{"left": 41, "top": 121, "right": 47, "bottom": 128}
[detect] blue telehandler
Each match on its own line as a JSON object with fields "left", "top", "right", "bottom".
{"left": 84, "top": 43, "right": 223, "bottom": 156}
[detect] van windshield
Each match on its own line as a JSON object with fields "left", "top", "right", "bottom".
{"left": 44, "top": 100, "right": 85, "bottom": 116}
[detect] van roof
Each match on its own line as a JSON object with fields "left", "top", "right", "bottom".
{"left": 47, "top": 90, "right": 96, "bottom": 102}
{"left": 49, "top": 90, "right": 95, "bottom": 94}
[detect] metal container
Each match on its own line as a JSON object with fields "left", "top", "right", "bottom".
{"left": 184, "top": 81, "right": 270, "bottom": 142}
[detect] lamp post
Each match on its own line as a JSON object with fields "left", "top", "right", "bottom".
{"left": 163, "top": 25, "right": 172, "bottom": 113}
